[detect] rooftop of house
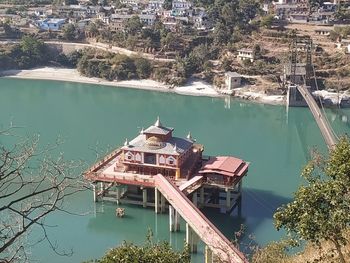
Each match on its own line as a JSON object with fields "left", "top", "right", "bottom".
{"left": 144, "top": 123, "right": 174, "bottom": 136}
{"left": 121, "top": 118, "right": 194, "bottom": 156}
{"left": 199, "top": 156, "right": 249, "bottom": 177}
{"left": 225, "top": 71, "right": 241, "bottom": 78}
{"left": 238, "top": 48, "right": 253, "bottom": 53}
{"left": 39, "top": 18, "right": 66, "bottom": 24}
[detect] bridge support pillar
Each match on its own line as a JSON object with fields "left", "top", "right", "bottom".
{"left": 226, "top": 188, "right": 231, "bottom": 213}
{"left": 116, "top": 186, "right": 121, "bottom": 205}
{"left": 92, "top": 183, "right": 97, "bottom": 202}
{"left": 160, "top": 193, "right": 166, "bottom": 213}
{"left": 204, "top": 246, "right": 213, "bottom": 263}
{"left": 186, "top": 223, "right": 199, "bottom": 253}
{"left": 169, "top": 205, "right": 175, "bottom": 232}
{"left": 155, "top": 188, "right": 160, "bottom": 213}
{"left": 175, "top": 210, "right": 180, "bottom": 231}
{"left": 192, "top": 191, "right": 198, "bottom": 207}
{"left": 142, "top": 188, "right": 147, "bottom": 208}
{"left": 238, "top": 195, "right": 242, "bottom": 217}
{"left": 98, "top": 182, "right": 105, "bottom": 201}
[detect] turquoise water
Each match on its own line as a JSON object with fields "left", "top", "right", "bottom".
{"left": 0, "top": 78, "right": 349, "bottom": 262}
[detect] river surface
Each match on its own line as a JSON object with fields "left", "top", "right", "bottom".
{"left": 0, "top": 78, "right": 350, "bottom": 262}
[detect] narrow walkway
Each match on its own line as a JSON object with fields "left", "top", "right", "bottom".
{"left": 0, "top": 40, "right": 175, "bottom": 62}
{"left": 296, "top": 85, "right": 337, "bottom": 148}
{"left": 179, "top": 175, "right": 204, "bottom": 195}
{"left": 154, "top": 174, "right": 248, "bottom": 263}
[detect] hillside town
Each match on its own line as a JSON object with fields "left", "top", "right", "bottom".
{"left": 2, "top": 1, "right": 350, "bottom": 263}
{"left": 1, "top": 0, "right": 350, "bottom": 105}
{"left": 1, "top": 1, "right": 350, "bottom": 33}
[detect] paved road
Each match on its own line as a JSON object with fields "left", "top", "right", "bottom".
{"left": 0, "top": 39, "right": 175, "bottom": 62}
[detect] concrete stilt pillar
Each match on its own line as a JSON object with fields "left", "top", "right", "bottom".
{"left": 238, "top": 180, "right": 242, "bottom": 192}
{"left": 92, "top": 184, "right": 97, "bottom": 202}
{"left": 155, "top": 188, "right": 160, "bottom": 213}
{"left": 122, "top": 186, "right": 127, "bottom": 196}
{"left": 238, "top": 195, "right": 242, "bottom": 217}
{"left": 174, "top": 210, "right": 180, "bottom": 231}
{"left": 116, "top": 186, "right": 121, "bottom": 205}
{"left": 192, "top": 191, "right": 198, "bottom": 207}
{"left": 186, "top": 223, "right": 192, "bottom": 251}
{"left": 160, "top": 193, "right": 166, "bottom": 213}
{"left": 169, "top": 205, "right": 175, "bottom": 232}
{"left": 199, "top": 187, "right": 205, "bottom": 208}
{"left": 226, "top": 188, "right": 231, "bottom": 212}
{"left": 99, "top": 182, "right": 104, "bottom": 200}
{"left": 205, "top": 246, "right": 213, "bottom": 263}
{"left": 142, "top": 188, "right": 147, "bottom": 208}
{"left": 186, "top": 223, "right": 198, "bottom": 253}
{"left": 192, "top": 232, "right": 198, "bottom": 253}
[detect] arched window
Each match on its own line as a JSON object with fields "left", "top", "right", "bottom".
{"left": 125, "top": 151, "right": 134, "bottom": 161}
{"left": 159, "top": 155, "right": 165, "bottom": 164}
{"left": 135, "top": 153, "right": 141, "bottom": 162}
{"left": 167, "top": 156, "right": 176, "bottom": 166}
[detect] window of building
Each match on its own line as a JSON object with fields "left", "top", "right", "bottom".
{"left": 167, "top": 156, "right": 176, "bottom": 166}
{"left": 125, "top": 151, "right": 133, "bottom": 161}
{"left": 135, "top": 153, "right": 141, "bottom": 162}
{"left": 144, "top": 153, "right": 156, "bottom": 165}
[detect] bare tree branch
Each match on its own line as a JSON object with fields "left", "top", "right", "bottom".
{"left": 0, "top": 128, "right": 87, "bottom": 262}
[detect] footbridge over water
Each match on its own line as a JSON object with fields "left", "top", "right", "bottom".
{"left": 154, "top": 174, "right": 248, "bottom": 263}
{"left": 296, "top": 85, "right": 337, "bottom": 148}
{"left": 288, "top": 85, "right": 338, "bottom": 149}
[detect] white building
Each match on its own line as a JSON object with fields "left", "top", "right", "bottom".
{"left": 172, "top": 0, "right": 192, "bottom": 9}
{"left": 237, "top": 48, "right": 255, "bottom": 62}
{"left": 225, "top": 72, "right": 242, "bottom": 90}
{"left": 148, "top": 0, "right": 165, "bottom": 10}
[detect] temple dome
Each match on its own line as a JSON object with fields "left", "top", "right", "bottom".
{"left": 146, "top": 136, "right": 165, "bottom": 149}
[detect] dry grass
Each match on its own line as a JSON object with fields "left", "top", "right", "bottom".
{"left": 252, "top": 231, "right": 350, "bottom": 263}
{"left": 290, "top": 233, "right": 350, "bottom": 263}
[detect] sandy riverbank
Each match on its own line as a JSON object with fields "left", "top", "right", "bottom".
{"left": 0, "top": 67, "right": 224, "bottom": 98}
{"left": 0, "top": 67, "right": 287, "bottom": 104}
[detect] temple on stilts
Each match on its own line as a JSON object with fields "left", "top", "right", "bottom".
{"left": 84, "top": 117, "right": 249, "bottom": 263}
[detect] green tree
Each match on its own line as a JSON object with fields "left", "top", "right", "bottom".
{"left": 12, "top": 36, "right": 50, "bottom": 68}
{"left": 134, "top": 57, "right": 152, "bottom": 79}
{"left": 88, "top": 230, "right": 190, "bottom": 263}
{"left": 253, "top": 44, "right": 261, "bottom": 59}
{"left": 63, "top": 23, "right": 76, "bottom": 41}
{"left": 212, "top": 22, "right": 229, "bottom": 45}
{"left": 87, "top": 22, "right": 99, "bottom": 38}
{"left": 154, "top": 67, "right": 170, "bottom": 82}
{"left": 238, "top": 0, "right": 260, "bottom": 24}
{"left": 274, "top": 137, "right": 350, "bottom": 263}
{"left": 124, "top": 15, "right": 143, "bottom": 35}
{"left": 260, "top": 15, "right": 274, "bottom": 29}
{"left": 161, "top": 32, "right": 176, "bottom": 50}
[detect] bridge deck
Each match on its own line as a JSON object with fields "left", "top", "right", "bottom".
{"left": 296, "top": 85, "right": 337, "bottom": 148}
{"left": 154, "top": 174, "right": 248, "bottom": 263}
{"left": 179, "top": 175, "right": 204, "bottom": 195}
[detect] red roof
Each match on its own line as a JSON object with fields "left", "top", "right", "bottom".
{"left": 199, "top": 156, "right": 249, "bottom": 177}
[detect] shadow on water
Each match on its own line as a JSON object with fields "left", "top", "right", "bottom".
{"left": 203, "top": 188, "right": 292, "bottom": 238}
{"left": 86, "top": 188, "right": 293, "bottom": 251}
